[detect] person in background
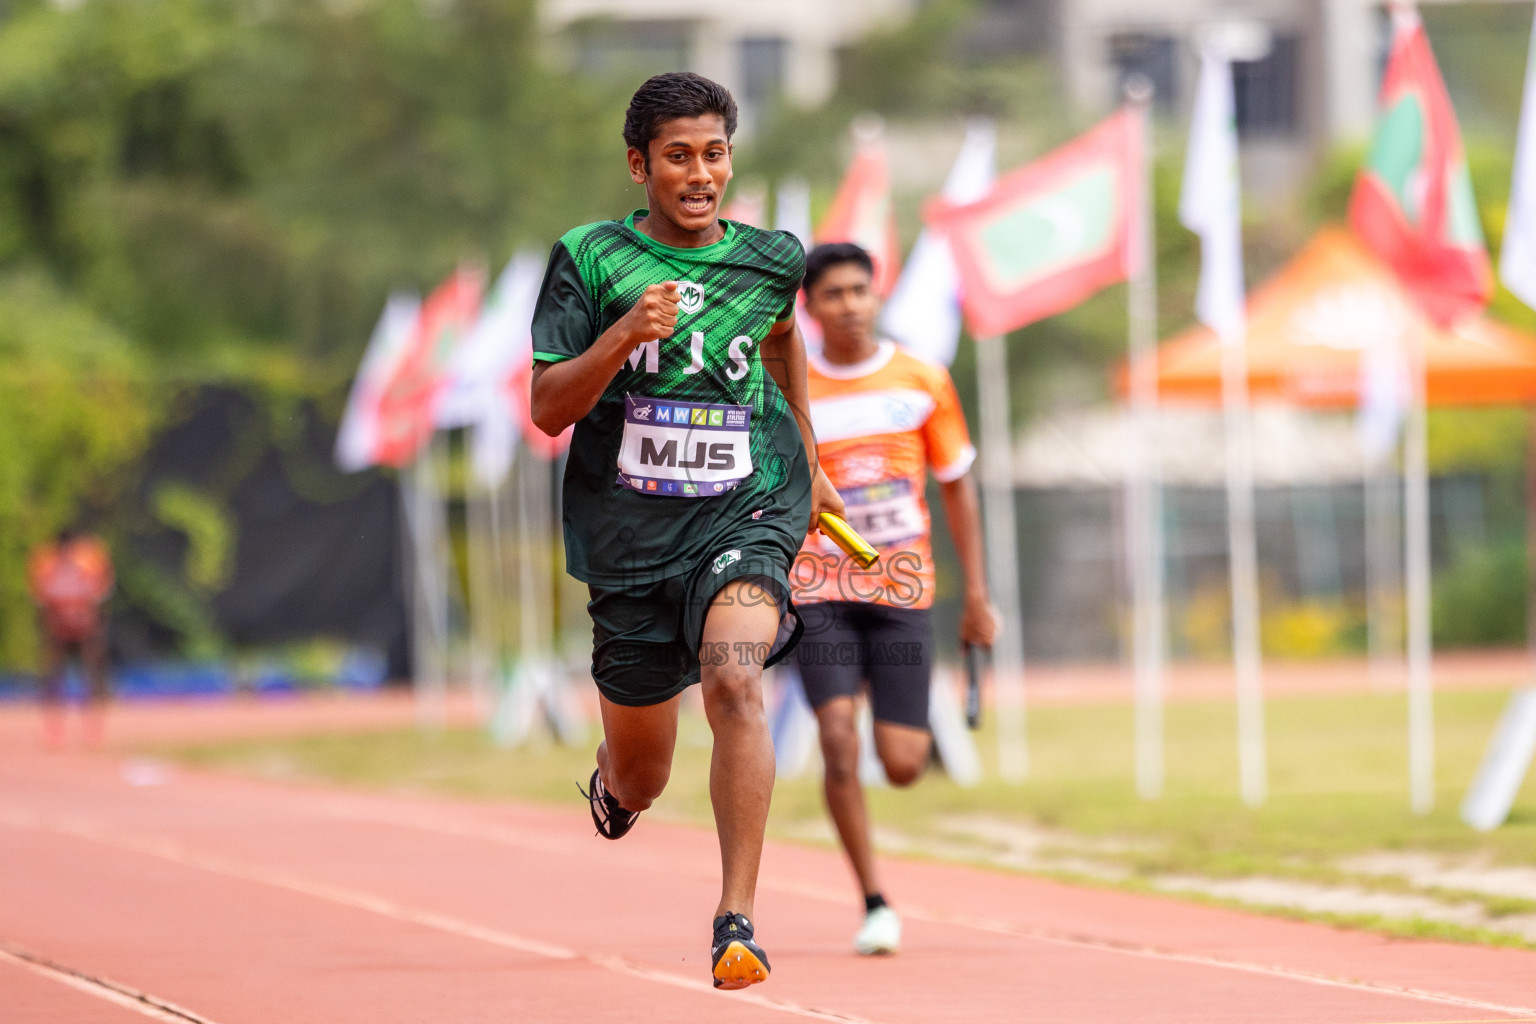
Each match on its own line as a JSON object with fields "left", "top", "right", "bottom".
{"left": 792, "top": 242, "right": 998, "bottom": 955}
{"left": 28, "top": 528, "right": 115, "bottom": 749}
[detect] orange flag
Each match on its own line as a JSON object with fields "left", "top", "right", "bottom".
{"left": 817, "top": 121, "right": 902, "bottom": 296}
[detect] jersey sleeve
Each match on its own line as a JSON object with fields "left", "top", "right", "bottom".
{"left": 922, "top": 367, "right": 977, "bottom": 483}
{"left": 531, "top": 240, "right": 597, "bottom": 364}
{"left": 773, "top": 230, "right": 806, "bottom": 322}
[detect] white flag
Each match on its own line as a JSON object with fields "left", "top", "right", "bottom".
{"left": 436, "top": 253, "right": 540, "bottom": 431}
{"left": 774, "top": 177, "right": 821, "bottom": 353}
{"left": 1502, "top": 12, "right": 1536, "bottom": 309}
{"left": 881, "top": 120, "right": 997, "bottom": 366}
{"left": 1180, "top": 48, "right": 1246, "bottom": 340}
{"left": 459, "top": 253, "right": 544, "bottom": 488}
{"left": 774, "top": 178, "right": 813, "bottom": 252}
{"left": 335, "top": 292, "right": 420, "bottom": 472}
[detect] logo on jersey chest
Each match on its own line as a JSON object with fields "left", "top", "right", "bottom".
{"left": 677, "top": 281, "right": 704, "bottom": 315}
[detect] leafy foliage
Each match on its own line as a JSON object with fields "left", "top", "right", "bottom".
{"left": 0, "top": 0, "right": 634, "bottom": 663}
{"left": 0, "top": 271, "right": 155, "bottom": 665}
{"left": 1, "top": 0, "right": 1534, "bottom": 664}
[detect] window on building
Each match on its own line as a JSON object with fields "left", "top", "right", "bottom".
{"left": 1233, "top": 34, "right": 1300, "bottom": 137}
{"left": 570, "top": 19, "right": 691, "bottom": 80}
{"left": 739, "top": 36, "right": 787, "bottom": 109}
{"left": 1109, "top": 34, "right": 1178, "bottom": 112}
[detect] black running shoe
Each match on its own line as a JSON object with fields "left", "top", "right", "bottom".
{"left": 711, "top": 912, "right": 770, "bottom": 990}
{"left": 577, "top": 768, "right": 639, "bottom": 840}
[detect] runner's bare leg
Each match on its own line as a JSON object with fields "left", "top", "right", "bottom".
{"left": 815, "top": 697, "right": 881, "bottom": 897}
{"left": 80, "top": 630, "right": 110, "bottom": 749}
{"left": 38, "top": 627, "right": 66, "bottom": 750}
{"left": 818, "top": 700, "right": 931, "bottom": 898}
{"left": 699, "top": 579, "right": 781, "bottom": 921}
{"left": 595, "top": 693, "right": 681, "bottom": 812}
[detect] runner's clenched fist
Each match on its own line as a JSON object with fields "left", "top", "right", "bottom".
{"left": 623, "top": 281, "right": 680, "bottom": 345}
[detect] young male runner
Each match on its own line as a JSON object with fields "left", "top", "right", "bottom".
{"left": 528, "top": 72, "right": 842, "bottom": 990}
{"left": 792, "top": 243, "right": 998, "bottom": 955}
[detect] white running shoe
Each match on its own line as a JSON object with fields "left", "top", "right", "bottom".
{"left": 854, "top": 905, "right": 902, "bottom": 955}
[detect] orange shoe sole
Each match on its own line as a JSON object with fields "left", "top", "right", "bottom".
{"left": 712, "top": 940, "right": 770, "bottom": 990}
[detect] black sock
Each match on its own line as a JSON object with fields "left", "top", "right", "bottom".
{"left": 864, "top": 893, "right": 887, "bottom": 914}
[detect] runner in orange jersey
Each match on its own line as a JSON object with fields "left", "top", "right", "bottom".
{"left": 27, "top": 529, "right": 115, "bottom": 749}
{"left": 790, "top": 243, "right": 998, "bottom": 955}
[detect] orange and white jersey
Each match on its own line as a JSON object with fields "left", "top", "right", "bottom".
{"left": 793, "top": 341, "right": 975, "bottom": 610}
{"left": 27, "top": 536, "right": 114, "bottom": 641}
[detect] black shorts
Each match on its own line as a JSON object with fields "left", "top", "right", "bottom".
{"left": 792, "top": 601, "right": 932, "bottom": 730}
{"left": 586, "top": 532, "right": 804, "bottom": 708}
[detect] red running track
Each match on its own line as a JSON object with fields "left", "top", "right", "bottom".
{"left": 2, "top": 748, "right": 1534, "bottom": 1024}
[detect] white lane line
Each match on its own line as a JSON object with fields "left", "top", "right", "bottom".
{"left": 0, "top": 943, "right": 225, "bottom": 1024}
{"left": 10, "top": 798, "right": 1536, "bottom": 1022}
{"left": 922, "top": 908, "right": 1536, "bottom": 1021}
{"left": 771, "top": 876, "right": 1536, "bottom": 1022}
{"left": 299, "top": 804, "right": 1536, "bottom": 1022}
{"left": 0, "top": 813, "right": 880, "bottom": 1024}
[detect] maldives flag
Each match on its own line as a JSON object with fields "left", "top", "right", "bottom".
{"left": 817, "top": 121, "right": 902, "bottom": 296}
{"left": 373, "top": 265, "right": 485, "bottom": 468}
{"left": 926, "top": 109, "right": 1142, "bottom": 337}
{"left": 1349, "top": 12, "right": 1491, "bottom": 328}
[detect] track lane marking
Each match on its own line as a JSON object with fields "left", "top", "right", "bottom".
{"left": 292, "top": 802, "right": 1536, "bottom": 1022}
{"left": 0, "top": 943, "right": 224, "bottom": 1024}
{"left": 9, "top": 795, "right": 1536, "bottom": 1023}
{"left": 0, "top": 812, "right": 880, "bottom": 1024}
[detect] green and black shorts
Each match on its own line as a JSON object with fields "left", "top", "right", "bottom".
{"left": 586, "top": 523, "right": 804, "bottom": 708}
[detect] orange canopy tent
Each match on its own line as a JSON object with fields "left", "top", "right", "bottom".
{"left": 1143, "top": 228, "right": 1536, "bottom": 408}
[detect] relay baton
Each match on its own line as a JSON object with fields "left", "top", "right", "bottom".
{"left": 817, "top": 512, "right": 880, "bottom": 570}
{"left": 963, "top": 643, "right": 985, "bottom": 730}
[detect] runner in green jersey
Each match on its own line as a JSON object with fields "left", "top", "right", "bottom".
{"left": 529, "top": 72, "right": 842, "bottom": 991}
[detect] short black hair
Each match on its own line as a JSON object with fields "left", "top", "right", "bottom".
{"left": 803, "top": 243, "right": 875, "bottom": 295}
{"left": 623, "top": 72, "right": 738, "bottom": 165}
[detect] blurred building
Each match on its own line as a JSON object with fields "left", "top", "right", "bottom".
{"left": 1030, "top": 0, "right": 1382, "bottom": 194}
{"left": 1033, "top": 0, "right": 1522, "bottom": 193}
{"left": 541, "top": 0, "right": 919, "bottom": 132}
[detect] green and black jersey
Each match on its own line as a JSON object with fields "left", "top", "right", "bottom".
{"left": 531, "top": 211, "right": 811, "bottom": 587}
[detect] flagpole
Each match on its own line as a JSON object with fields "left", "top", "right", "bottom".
{"left": 976, "top": 333, "right": 1027, "bottom": 780}
{"left": 1223, "top": 318, "right": 1267, "bottom": 806}
{"left": 423, "top": 435, "right": 454, "bottom": 729}
{"left": 1405, "top": 330, "right": 1435, "bottom": 812}
{"left": 403, "top": 446, "right": 449, "bottom": 730}
{"left": 1123, "top": 78, "right": 1165, "bottom": 799}
{"left": 465, "top": 474, "right": 499, "bottom": 721}
{"left": 1365, "top": 451, "right": 1403, "bottom": 690}
{"left": 1184, "top": 42, "right": 1266, "bottom": 806}
{"left": 1526, "top": 407, "right": 1536, "bottom": 686}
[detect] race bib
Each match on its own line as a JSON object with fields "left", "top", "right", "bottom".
{"left": 617, "top": 395, "right": 753, "bottom": 497}
{"left": 826, "top": 478, "right": 924, "bottom": 548}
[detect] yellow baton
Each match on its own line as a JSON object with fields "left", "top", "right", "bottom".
{"left": 818, "top": 512, "right": 880, "bottom": 570}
